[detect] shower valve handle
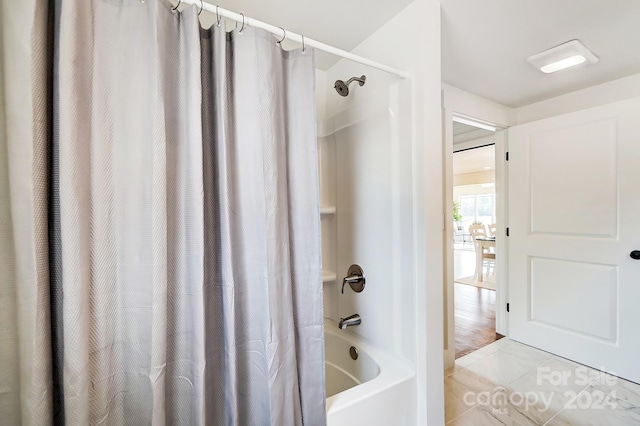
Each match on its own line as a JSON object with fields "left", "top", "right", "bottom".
{"left": 341, "top": 264, "right": 365, "bottom": 294}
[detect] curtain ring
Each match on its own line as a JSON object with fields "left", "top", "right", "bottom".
{"left": 198, "top": 0, "right": 204, "bottom": 16}
{"left": 171, "top": 0, "right": 181, "bottom": 13}
{"left": 216, "top": 5, "right": 221, "bottom": 27}
{"left": 236, "top": 13, "right": 245, "bottom": 33}
{"left": 277, "top": 27, "right": 286, "bottom": 45}
{"left": 301, "top": 34, "right": 306, "bottom": 54}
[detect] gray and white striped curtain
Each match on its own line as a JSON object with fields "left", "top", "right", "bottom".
{"left": 0, "top": 1, "right": 326, "bottom": 425}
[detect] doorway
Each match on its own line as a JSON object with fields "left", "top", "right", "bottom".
{"left": 451, "top": 135, "right": 503, "bottom": 358}
{"left": 442, "top": 102, "right": 511, "bottom": 371}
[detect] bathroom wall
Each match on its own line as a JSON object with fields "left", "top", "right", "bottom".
{"left": 515, "top": 72, "right": 640, "bottom": 123}
{"left": 320, "top": 1, "right": 444, "bottom": 424}
{"left": 443, "top": 74, "right": 640, "bottom": 367}
{"left": 331, "top": 92, "right": 400, "bottom": 349}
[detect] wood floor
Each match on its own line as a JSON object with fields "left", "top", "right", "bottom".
{"left": 454, "top": 282, "right": 503, "bottom": 358}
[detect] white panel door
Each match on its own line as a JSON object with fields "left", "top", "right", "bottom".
{"left": 508, "top": 98, "right": 640, "bottom": 384}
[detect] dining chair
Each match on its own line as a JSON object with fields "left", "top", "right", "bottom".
{"left": 469, "top": 224, "right": 495, "bottom": 279}
{"left": 488, "top": 223, "right": 497, "bottom": 237}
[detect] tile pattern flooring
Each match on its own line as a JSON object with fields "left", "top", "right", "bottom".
{"left": 445, "top": 338, "right": 640, "bottom": 425}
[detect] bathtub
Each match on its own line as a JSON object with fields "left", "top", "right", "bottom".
{"left": 324, "top": 319, "right": 414, "bottom": 426}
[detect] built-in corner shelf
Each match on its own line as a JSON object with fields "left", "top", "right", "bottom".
{"left": 320, "top": 206, "right": 336, "bottom": 216}
{"left": 322, "top": 271, "right": 337, "bottom": 283}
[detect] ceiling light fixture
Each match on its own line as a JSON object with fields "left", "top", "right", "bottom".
{"left": 527, "top": 39, "right": 598, "bottom": 74}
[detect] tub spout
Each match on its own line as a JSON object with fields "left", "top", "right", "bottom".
{"left": 339, "top": 314, "right": 361, "bottom": 330}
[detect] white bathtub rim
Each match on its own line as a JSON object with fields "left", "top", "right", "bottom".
{"left": 324, "top": 319, "right": 414, "bottom": 414}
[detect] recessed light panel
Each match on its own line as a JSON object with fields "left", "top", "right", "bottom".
{"left": 527, "top": 40, "right": 598, "bottom": 74}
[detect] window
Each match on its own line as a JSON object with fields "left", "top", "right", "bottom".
{"left": 460, "top": 193, "right": 496, "bottom": 226}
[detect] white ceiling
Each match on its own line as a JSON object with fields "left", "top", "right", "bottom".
{"left": 204, "top": 0, "right": 640, "bottom": 108}
{"left": 453, "top": 144, "right": 495, "bottom": 176}
{"left": 441, "top": 0, "right": 640, "bottom": 107}
{"left": 452, "top": 122, "right": 477, "bottom": 137}
{"left": 452, "top": 122, "right": 493, "bottom": 144}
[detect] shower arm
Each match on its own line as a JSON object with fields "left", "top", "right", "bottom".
{"left": 345, "top": 75, "right": 366, "bottom": 87}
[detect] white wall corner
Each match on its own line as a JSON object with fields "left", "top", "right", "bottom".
{"left": 442, "top": 83, "right": 516, "bottom": 127}
{"left": 515, "top": 72, "right": 640, "bottom": 124}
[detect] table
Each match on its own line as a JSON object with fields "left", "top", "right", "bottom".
{"left": 474, "top": 236, "right": 495, "bottom": 282}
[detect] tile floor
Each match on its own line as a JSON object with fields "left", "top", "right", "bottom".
{"left": 445, "top": 338, "right": 640, "bottom": 425}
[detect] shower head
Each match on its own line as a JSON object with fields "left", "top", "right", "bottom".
{"left": 334, "top": 75, "right": 366, "bottom": 97}
{"left": 334, "top": 80, "right": 350, "bottom": 97}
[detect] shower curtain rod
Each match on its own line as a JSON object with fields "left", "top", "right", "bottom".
{"left": 178, "top": 0, "right": 409, "bottom": 79}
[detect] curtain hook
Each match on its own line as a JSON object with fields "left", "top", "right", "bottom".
{"left": 236, "top": 13, "right": 245, "bottom": 34}
{"left": 301, "top": 34, "right": 306, "bottom": 54}
{"left": 198, "top": 0, "right": 204, "bottom": 16}
{"left": 171, "top": 0, "right": 181, "bottom": 13}
{"left": 216, "top": 5, "right": 221, "bottom": 26}
{"left": 277, "top": 27, "right": 286, "bottom": 45}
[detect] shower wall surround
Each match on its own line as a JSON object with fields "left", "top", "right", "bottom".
{"left": 316, "top": 1, "right": 444, "bottom": 424}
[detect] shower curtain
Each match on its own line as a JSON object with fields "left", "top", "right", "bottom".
{"left": 0, "top": 1, "right": 325, "bottom": 425}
